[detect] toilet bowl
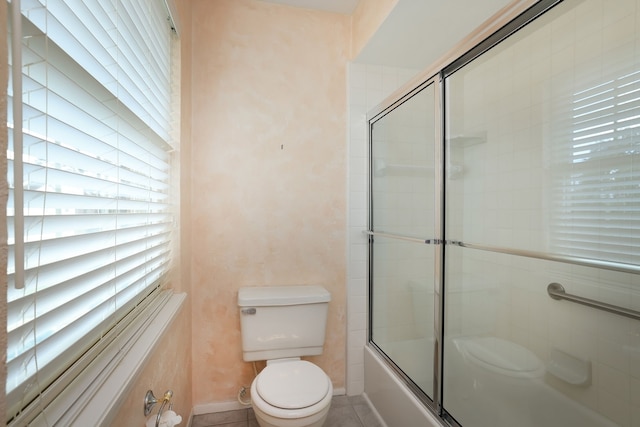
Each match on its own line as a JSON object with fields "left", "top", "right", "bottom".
{"left": 250, "top": 359, "right": 333, "bottom": 427}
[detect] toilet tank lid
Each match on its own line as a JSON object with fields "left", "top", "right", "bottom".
{"left": 238, "top": 285, "right": 331, "bottom": 306}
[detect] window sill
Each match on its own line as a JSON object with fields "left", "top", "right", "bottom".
{"left": 34, "top": 292, "right": 187, "bottom": 427}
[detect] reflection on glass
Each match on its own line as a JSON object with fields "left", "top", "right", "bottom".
{"left": 370, "top": 84, "right": 437, "bottom": 399}
{"left": 445, "top": 4, "right": 640, "bottom": 265}
{"left": 371, "top": 236, "right": 435, "bottom": 396}
{"left": 371, "top": 85, "right": 436, "bottom": 239}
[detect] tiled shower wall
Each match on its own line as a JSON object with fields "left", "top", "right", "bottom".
{"left": 346, "top": 62, "right": 418, "bottom": 395}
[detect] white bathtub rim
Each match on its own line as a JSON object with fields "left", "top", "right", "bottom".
{"left": 364, "top": 345, "right": 443, "bottom": 427}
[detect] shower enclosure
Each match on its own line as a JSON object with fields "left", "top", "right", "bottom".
{"left": 366, "top": 1, "right": 640, "bottom": 426}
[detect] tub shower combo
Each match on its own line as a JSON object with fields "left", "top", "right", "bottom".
{"left": 365, "top": 1, "right": 640, "bottom": 426}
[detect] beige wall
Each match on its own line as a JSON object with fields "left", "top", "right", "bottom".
{"left": 189, "top": 0, "right": 349, "bottom": 405}
{"left": 0, "top": 0, "right": 399, "bottom": 419}
{"left": 350, "top": 0, "right": 398, "bottom": 59}
{"left": 0, "top": 1, "right": 7, "bottom": 422}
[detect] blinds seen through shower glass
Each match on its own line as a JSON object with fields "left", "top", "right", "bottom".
{"left": 6, "top": 0, "right": 176, "bottom": 420}
{"left": 551, "top": 70, "right": 640, "bottom": 265}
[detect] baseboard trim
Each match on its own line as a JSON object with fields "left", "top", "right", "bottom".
{"left": 192, "top": 387, "right": 347, "bottom": 415}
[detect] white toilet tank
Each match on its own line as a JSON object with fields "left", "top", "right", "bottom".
{"left": 238, "top": 285, "right": 331, "bottom": 362}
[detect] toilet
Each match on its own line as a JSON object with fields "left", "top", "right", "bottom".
{"left": 238, "top": 285, "right": 333, "bottom": 427}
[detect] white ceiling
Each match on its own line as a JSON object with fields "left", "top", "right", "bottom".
{"left": 260, "top": 0, "right": 514, "bottom": 70}
{"left": 355, "top": 0, "right": 513, "bottom": 70}
{"left": 259, "top": 0, "right": 360, "bottom": 15}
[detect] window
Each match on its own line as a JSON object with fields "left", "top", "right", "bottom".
{"left": 6, "top": 0, "right": 178, "bottom": 423}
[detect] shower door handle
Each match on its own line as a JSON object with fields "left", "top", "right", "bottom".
{"left": 364, "top": 230, "right": 442, "bottom": 245}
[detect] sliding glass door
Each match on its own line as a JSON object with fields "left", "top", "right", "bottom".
{"left": 368, "top": 1, "right": 640, "bottom": 426}
{"left": 369, "top": 81, "right": 440, "bottom": 402}
{"left": 442, "top": 1, "right": 640, "bottom": 426}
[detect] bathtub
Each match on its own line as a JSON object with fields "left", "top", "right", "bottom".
{"left": 444, "top": 370, "right": 619, "bottom": 427}
{"left": 364, "top": 340, "right": 619, "bottom": 427}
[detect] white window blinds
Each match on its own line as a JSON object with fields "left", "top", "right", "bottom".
{"left": 551, "top": 69, "right": 640, "bottom": 265}
{"left": 6, "top": 0, "right": 177, "bottom": 422}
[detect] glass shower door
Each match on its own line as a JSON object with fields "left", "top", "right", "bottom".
{"left": 442, "top": 1, "right": 640, "bottom": 426}
{"left": 369, "top": 81, "right": 439, "bottom": 401}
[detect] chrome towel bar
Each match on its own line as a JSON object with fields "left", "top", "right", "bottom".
{"left": 455, "top": 241, "right": 640, "bottom": 275}
{"left": 547, "top": 283, "right": 640, "bottom": 321}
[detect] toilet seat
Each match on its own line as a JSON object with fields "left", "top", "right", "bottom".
{"left": 256, "top": 360, "right": 330, "bottom": 409}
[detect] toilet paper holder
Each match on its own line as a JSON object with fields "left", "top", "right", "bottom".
{"left": 144, "top": 389, "right": 173, "bottom": 426}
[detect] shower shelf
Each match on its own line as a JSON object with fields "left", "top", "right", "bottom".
{"left": 373, "top": 159, "right": 463, "bottom": 179}
{"left": 448, "top": 133, "right": 486, "bottom": 147}
{"left": 373, "top": 159, "right": 433, "bottom": 177}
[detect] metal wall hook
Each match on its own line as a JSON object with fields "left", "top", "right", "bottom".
{"left": 144, "top": 390, "right": 158, "bottom": 417}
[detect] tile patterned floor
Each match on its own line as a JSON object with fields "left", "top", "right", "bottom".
{"left": 191, "top": 395, "right": 384, "bottom": 427}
